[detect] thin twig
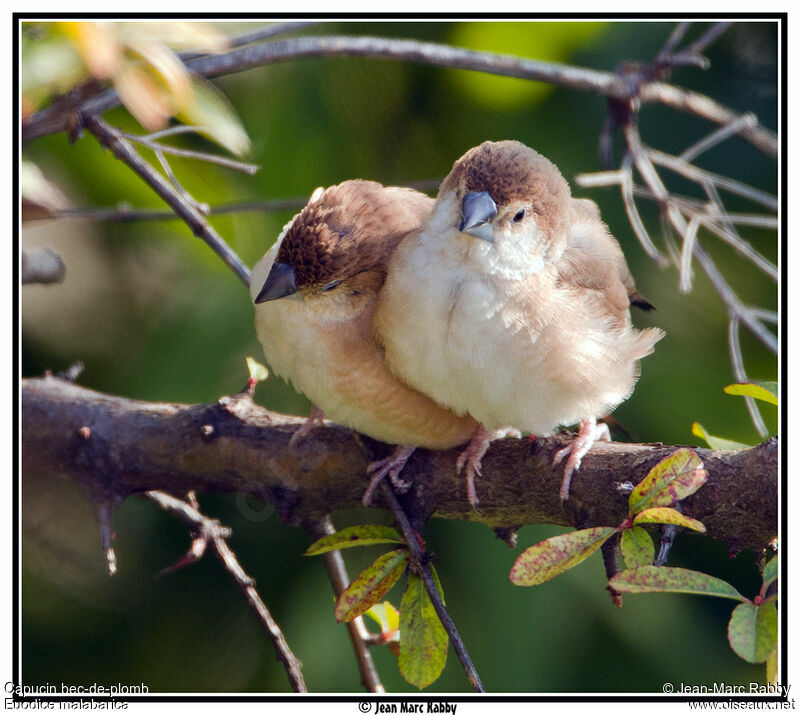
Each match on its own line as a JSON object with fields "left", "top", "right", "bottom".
{"left": 145, "top": 490, "right": 307, "bottom": 692}
{"left": 679, "top": 113, "right": 759, "bottom": 163}
{"left": 658, "top": 22, "right": 692, "bottom": 59}
{"left": 728, "top": 319, "right": 769, "bottom": 438}
{"left": 305, "top": 516, "right": 385, "bottom": 693}
{"left": 684, "top": 22, "right": 733, "bottom": 57}
{"left": 178, "top": 22, "right": 318, "bottom": 61}
{"left": 121, "top": 128, "right": 260, "bottom": 174}
{"left": 647, "top": 148, "right": 778, "bottom": 210}
{"left": 380, "top": 482, "right": 485, "bottom": 693}
{"left": 84, "top": 116, "right": 251, "bottom": 288}
{"left": 619, "top": 153, "right": 669, "bottom": 265}
{"left": 697, "top": 180, "right": 777, "bottom": 281}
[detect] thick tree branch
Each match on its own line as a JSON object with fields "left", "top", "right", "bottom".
{"left": 22, "top": 376, "right": 777, "bottom": 555}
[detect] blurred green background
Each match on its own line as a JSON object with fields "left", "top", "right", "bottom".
{"left": 21, "top": 21, "right": 778, "bottom": 693}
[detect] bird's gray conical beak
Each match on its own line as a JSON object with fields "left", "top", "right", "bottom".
{"left": 255, "top": 261, "right": 297, "bottom": 303}
{"left": 459, "top": 191, "right": 497, "bottom": 243}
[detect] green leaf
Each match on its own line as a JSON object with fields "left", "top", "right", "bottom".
{"left": 633, "top": 507, "right": 706, "bottom": 533}
{"left": 609, "top": 566, "right": 748, "bottom": 601}
{"left": 628, "top": 448, "right": 707, "bottom": 514}
{"left": 728, "top": 602, "right": 778, "bottom": 663}
{"left": 762, "top": 555, "right": 778, "bottom": 589}
{"left": 399, "top": 573, "right": 448, "bottom": 689}
{"left": 509, "top": 527, "right": 615, "bottom": 586}
{"left": 245, "top": 356, "right": 269, "bottom": 383}
{"left": 620, "top": 526, "right": 654, "bottom": 569}
{"left": 365, "top": 600, "right": 400, "bottom": 634}
{"left": 179, "top": 76, "right": 251, "bottom": 157}
{"left": 334, "top": 549, "right": 409, "bottom": 623}
{"left": 724, "top": 382, "right": 778, "bottom": 406}
{"left": 692, "top": 422, "right": 751, "bottom": 451}
{"left": 304, "top": 525, "right": 404, "bottom": 556}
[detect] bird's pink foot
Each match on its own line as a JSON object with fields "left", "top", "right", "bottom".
{"left": 363, "top": 445, "right": 417, "bottom": 506}
{"left": 456, "top": 425, "right": 522, "bottom": 507}
{"left": 553, "top": 417, "right": 611, "bottom": 502}
{"left": 288, "top": 405, "right": 326, "bottom": 452}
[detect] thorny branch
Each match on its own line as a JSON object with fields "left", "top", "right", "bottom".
{"left": 144, "top": 490, "right": 308, "bottom": 693}
{"left": 22, "top": 375, "right": 778, "bottom": 556}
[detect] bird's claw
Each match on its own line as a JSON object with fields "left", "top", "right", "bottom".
{"left": 288, "top": 405, "right": 326, "bottom": 452}
{"left": 555, "top": 419, "right": 611, "bottom": 502}
{"left": 362, "top": 445, "right": 416, "bottom": 506}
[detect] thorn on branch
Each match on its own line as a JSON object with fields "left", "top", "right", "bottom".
{"left": 493, "top": 526, "right": 519, "bottom": 549}
{"left": 57, "top": 361, "right": 85, "bottom": 383}
{"left": 95, "top": 500, "right": 117, "bottom": 576}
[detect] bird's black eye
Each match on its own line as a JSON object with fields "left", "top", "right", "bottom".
{"left": 322, "top": 280, "right": 341, "bottom": 292}
{"left": 513, "top": 209, "right": 526, "bottom": 223}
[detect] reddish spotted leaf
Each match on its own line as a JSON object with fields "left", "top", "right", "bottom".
{"left": 633, "top": 507, "right": 706, "bottom": 533}
{"left": 398, "top": 573, "right": 448, "bottom": 689}
{"left": 510, "top": 527, "right": 615, "bottom": 586}
{"left": 305, "top": 525, "right": 404, "bottom": 556}
{"left": 629, "top": 449, "right": 706, "bottom": 514}
{"left": 609, "top": 566, "right": 747, "bottom": 601}
{"left": 334, "top": 548, "right": 409, "bottom": 622}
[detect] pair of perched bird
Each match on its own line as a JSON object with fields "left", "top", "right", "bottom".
{"left": 250, "top": 140, "right": 664, "bottom": 506}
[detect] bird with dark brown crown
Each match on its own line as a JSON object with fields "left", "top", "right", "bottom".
{"left": 374, "top": 140, "right": 664, "bottom": 505}
{"left": 250, "top": 180, "right": 479, "bottom": 504}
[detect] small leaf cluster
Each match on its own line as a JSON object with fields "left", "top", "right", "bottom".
{"left": 305, "top": 525, "right": 448, "bottom": 689}
{"left": 22, "top": 21, "right": 250, "bottom": 155}
{"left": 509, "top": 448, "right": 707, "bottom": 586}
{"left": 610, "top": 556, "right": 778, "bottom": 680}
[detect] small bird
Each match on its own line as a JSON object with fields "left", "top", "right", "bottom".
{"left": 250, "top": 180, "right": 479, "bottom": 504}
{"left": 374, "top": 140, "right": 664, "bottom": 504}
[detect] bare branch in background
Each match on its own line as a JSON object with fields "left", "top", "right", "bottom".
{"left": 573, "top": 23, "right": 777, "bottom": 437}
{"left": 145, "top": 490, "right": 308, "bottom": 693}
{"left": 22, "top": 29, "right": 777, "bottom": 158}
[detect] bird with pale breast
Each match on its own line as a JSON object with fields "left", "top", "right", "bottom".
{"left": 250, "top": 180, "right": 479, "bottom": 504}
{"left": 374, "top": 140, "right": 665, "bottom": 504}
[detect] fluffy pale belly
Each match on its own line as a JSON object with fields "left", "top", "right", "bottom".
{"left": 383, "top": 282, "right": 638, "bottom": 435}
{"left": 255, "top": 304, "right": 476, "bottom": 449}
